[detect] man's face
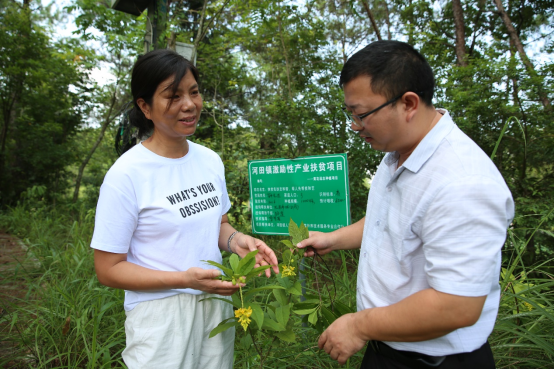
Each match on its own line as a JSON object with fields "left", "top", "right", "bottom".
{"left": 343, "top": 75, "right": 404, "bottom": 153}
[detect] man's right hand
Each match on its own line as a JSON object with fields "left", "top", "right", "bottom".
{"left": 296, "top": 231, "right": 337, "bottom": 257}
{"left": 296, "top": 217, "right": 366, "bottom": 257}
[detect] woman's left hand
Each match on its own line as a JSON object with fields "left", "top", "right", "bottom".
{"left": 233, "top": 234, "right": 279, "bottom": 277}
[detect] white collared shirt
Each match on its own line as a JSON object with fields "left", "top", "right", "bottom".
{"left": 357, "top": 109, "right": 514, "bottom": 356}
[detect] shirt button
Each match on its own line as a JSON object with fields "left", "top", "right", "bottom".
{"left": 364, "top": 252, "right": 367, "bottom": 258}
{"left": 386, "top": 186, "right": 392, "bottom": 192}
{"left": 376, "top": 220, "right": 381, "bottom": 226}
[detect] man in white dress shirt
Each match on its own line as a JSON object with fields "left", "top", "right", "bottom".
{"left": 297, "top": 41, "right": 514, "bottom": 368}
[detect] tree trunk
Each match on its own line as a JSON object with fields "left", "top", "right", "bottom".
{"left": 193, "top": 0, "right": 208, "bottom": 52}
{"left": 192, "top": 0, "right": 231, "bottom": 61}
{"left": 452, "top": 0, "right": 467, "bottom": 66}
{"left": 382, "top": 0, "right": 392, "bottom": 40}
{"left": 407, "top": 0, "right": 414, "bottom": 45}
{"left": 492, "top": 0, "right": 551, "bottom": 110}
{"left": 1, "top": 2, "right": 29, "bottom": 183}
{"left": 361, "top": 0, "right": 382, "bottom": 41}
{"left": 468, "top": 0, "right": 486, "bottom": 56}
{"left": 341, "top": 12, "right": 348, "bottom": 64}
{"left": 209, "top": 82, "right": 225, "bottom": 160}
{"left": 0, "top": 96, "right": 16, "bottom": 179}
{"left": 0, "top": 93, "right": 17, "bottom": 162}
{"left": 277, "top": 11, "right": 293, "bottom": 100}
{"left": 72, "top": 91, "right": 118, "bottom": 202}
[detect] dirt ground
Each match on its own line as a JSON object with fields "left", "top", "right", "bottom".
{"left": 0, "top": 231, "right": 36, "bottom": 367}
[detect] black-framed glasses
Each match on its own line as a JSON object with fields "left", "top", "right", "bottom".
{"left": 341, "top": 91, "right": 423, "bottom": 129}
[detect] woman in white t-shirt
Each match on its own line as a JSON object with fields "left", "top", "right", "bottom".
{"left": 91, "top": 49, "right": 279, "bottom": 369}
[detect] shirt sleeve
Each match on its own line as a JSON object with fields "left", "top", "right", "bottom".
{"left": 90, "top": 172, "right": 139, "bottom": 254}
{"left": 420, "top": 175, "right": 514, "bottom": 297}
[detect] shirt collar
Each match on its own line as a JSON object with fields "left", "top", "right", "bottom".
{"left": 384, "top": 108, "right": 455, "bottom": 174}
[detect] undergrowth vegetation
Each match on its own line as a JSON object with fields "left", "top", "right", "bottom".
{"left": 1, "top": 196, "right": 553, "bottom": 368}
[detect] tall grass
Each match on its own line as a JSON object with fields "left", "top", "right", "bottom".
{"left": 1, "top": 200, "right": 553, "bottom": 368}
{"left": 0, "top": 202, "right": 126, "bottom": 368}
{"left": 490, "top": 208, "right": 554, "bottom": 368}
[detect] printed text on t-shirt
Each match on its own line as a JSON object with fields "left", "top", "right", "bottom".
{"left": 165, "top": 182, "right": 220, "bottom": 219}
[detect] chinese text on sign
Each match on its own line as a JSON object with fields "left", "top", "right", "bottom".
{"left": 248, "top": 154, "right": 351, "bottom": 235}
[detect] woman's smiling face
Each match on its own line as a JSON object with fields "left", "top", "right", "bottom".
{"left": 138, "top": 70, "right": 202, "bottom": 140}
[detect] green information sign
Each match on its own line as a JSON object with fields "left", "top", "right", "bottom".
{"left": 248, "top": 154, "right": 351, "bottom": 235}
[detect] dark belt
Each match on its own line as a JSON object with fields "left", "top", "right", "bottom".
{"left": 368, "top": 340, "right": 446, "bottom": 368}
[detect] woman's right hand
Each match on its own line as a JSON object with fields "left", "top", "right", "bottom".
{"left": 183, "top": 267, "right": 242, "bottom": 296}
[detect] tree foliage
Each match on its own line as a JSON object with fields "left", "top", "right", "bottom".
{"left": 0, "top": 0, "right": 89, "bottom": 205}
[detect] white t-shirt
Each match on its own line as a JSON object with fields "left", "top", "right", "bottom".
{"left": 91, "top": 141, "right": 231, "bottom": 311}
{"left": 357, "top": 110, "right": 514, "bottom": 356}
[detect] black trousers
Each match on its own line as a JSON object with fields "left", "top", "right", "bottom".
{"left": 361, "top": 341, "right": 495, "bottom": 369}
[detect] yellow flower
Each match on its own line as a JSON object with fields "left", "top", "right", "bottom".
{"left": 235, "top": 306, "right": 253, "bottom": 331}
{"left": 523, "top": 301, "right": 533, "bottom": 311}
{"left": 282, "top": 265, "right": 296, "bottom": 277}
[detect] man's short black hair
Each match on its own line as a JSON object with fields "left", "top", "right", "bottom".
{"left": 339, "top": 41, "right": 435, "bottom": 106}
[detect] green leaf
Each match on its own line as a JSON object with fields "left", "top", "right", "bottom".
{"left": 202, "top": 260, "right": 234, "bottom": 277}
{"left": 231, "top": 292, "right": 242, "bottom": 309}
{"left": 245, "top": 265, "right": 272, "bottom": 278}
{"left": 280, "top": 240, "right": 294, "bottom": 249}
{"left": 262, "top": 317, "right": 284, "bottom": 332}
{"left": 308, "top": 309, "right": 319, "bottom": 325}
{"left": 288, "top": 217, "right": 299, "bottom": 238}
{"left": 293, "top": 301, "right": 319, "bottom": 311}
{"left": 320, "top": 305, "right": 338, "bottom": 326}
{"left": 289, "top": 218, "right": 303, "bottom": 246}
{"left": 199, "top": 296, "right": 234, "bottom": 306}
{"left": 275, "top": 304, "right": 290, "bottom": 326}
{"left": 209, "top": 320, "right": 238, "bottom": 338}
{"left": 274, "top": 328, "right": 296, "bottom": 342}
{"left": 250, "top": 303, "right": 264, "bottom": 330}
{"left": 229, "top": 254, "right": 239, "bottom": 272}
{"left": 273, "top": 288, "right": 289, "bottom": 306}
{"left": 266, "top": 306, "right": 277, "bottom": 321}
{"left": 333, "top": 301, "right": 355, "bottom": 316}
{"left": 293, "top": 307, "right": 318, "bottom": 315}
{"left": 244, "top": 285, "right": 285, "bottom": 301}
{"left": 300, "top": 221, "right": 309, "bottom": 240}
{"left": 281, "top": 250, "right": 296, "bottom": 269}
{"left": 237, "top": 250, "right": 259, "bottom": 275}
{"left": 288, "top": 281, "right": 303, "bottom": 296}
{"left": 276, "top": 275, "right": 293, "bottom": 289}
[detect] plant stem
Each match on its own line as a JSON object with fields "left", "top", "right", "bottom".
{"left": 247, "top": 326, "right": 264, "bottom": 368}
{"left": 310, "top": 255, "right": 324, "bottom": 305}
{"left": 239, "top": 285, "right": 244, "bottom": 307}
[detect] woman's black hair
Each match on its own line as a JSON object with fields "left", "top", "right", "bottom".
{"left": 115, "top": 49, "right": 199, "bottom": 156}
{"left": 339, "top": 41, "right": 435, "bottom": 106}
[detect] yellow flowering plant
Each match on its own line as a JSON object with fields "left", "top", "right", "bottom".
{"left": 204, "top": 219, "right": 355, "bottom": 368}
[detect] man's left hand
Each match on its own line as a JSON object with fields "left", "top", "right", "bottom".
{"left": 318, "top": 312, "right": 368, "bottom": 365}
